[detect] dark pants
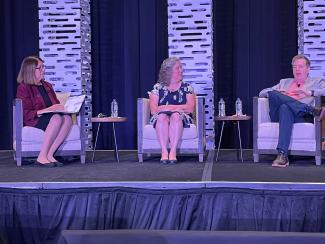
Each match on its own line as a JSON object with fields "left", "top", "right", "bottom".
{"left": 268, "top": 90, "right": 313, "bottom": 154}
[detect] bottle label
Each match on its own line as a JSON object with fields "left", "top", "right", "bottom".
{"left": 111, "top": 100, "right": 118, "bottom": 117}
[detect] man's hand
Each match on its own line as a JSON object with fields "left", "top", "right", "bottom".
{"left": 287, "top": 89, "right": 311, "bottom": 99}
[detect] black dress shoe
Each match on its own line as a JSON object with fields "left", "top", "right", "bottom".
{"left": 168, "top": 159, "right": 178, "bottom": 165}
{"left": 160, "top": 159, "right": 169, "bottom": 164}
{"left": 52, "top": 161, "right": 64, "bottom": 167}
{"left": 34, "top": 161, "right": 56, "bottom": 168}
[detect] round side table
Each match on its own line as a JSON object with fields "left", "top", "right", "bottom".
{"left": 91, "top": 116, "right": 127, "bottom": 163}
{"left": 215, "top": 115, "right": 251, "bottom": 162}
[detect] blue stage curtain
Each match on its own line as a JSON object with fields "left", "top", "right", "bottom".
{"left": 0, "top": 0, "right": 167, "bottom": 150}
{"left": 213, "top": 0, "right": 297, "bottom": 149}
{"left": 0, "top": 0, "right": 39, "bottom": 150}
{"left": 90, "top": 0, "right": 168, "bottom": 150}
{"left": 0, "top": 187, "right": 325, "bottom": 243}
{"left": 0, "top": 0, "right": 298, "bottom": 151}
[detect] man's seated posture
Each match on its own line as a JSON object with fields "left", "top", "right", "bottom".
{"left": 259, "top": 54, "right": 325, "bottom": 167}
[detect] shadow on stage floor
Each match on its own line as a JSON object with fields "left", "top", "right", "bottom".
{"left": 1, "top": 150, "right": 325, "bottom": 189}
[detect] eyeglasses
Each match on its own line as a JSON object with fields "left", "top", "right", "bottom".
{"left": 35, "top": 64, "right": 45, "bottom": 70}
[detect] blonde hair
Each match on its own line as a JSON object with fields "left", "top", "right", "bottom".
{"left": 17, "top": 56, "right": 43, "bottom": 84}
{"left": 291, "top": 54, "right": 310, "bottom": 67}
{"left": 157, "top": 57, "right": 181, "bottom": 86}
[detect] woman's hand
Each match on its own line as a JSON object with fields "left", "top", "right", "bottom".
{"left": 37, "top": 103, "right": 65, "bottom": 116}
{"left": 48, "top": 104, "right": 65, "bottom": 111}
{"left": 157, "top": 105, "right": 181, "bottom": 112}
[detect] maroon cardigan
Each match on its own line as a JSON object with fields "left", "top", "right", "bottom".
{"left": 16, "top": 81, "right": 60, "bottom": 127}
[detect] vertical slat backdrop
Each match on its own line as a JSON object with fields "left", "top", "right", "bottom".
{"left": 299, "top": 0, "right": 325, "bottom": 78}
{"left": 167, "top": 0, "right": 214, "bottom": 149}
{"left": 38, "top": 0, "right": 92, "bottom": 149}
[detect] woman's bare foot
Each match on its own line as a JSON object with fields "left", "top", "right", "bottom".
{"left": 47, "top": 155, "right": 58, "bottom": 162}
{"left": 161, "top": 150, "right": 169, "bottom": 161}
{"left": 168, "top": 151, "right": 177, "bottom": 161}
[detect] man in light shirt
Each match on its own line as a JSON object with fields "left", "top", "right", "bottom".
{"left": 259, "top": 54, "right": 325, "bottom": 167}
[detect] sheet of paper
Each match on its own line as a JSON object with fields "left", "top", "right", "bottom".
{"left": 64, "top": 95, "right": 86, "bottom": 113}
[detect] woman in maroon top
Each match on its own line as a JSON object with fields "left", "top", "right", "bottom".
{"left": 16, "top": 56, "right": 72, "bottom": 167}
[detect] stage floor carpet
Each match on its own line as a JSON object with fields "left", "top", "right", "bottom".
{"left": 1, "top": 150, "right": 325, "bottom": 190}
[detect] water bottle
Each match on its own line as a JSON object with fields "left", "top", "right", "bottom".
{"left": 111, "top": 99, "right": 118, "bottom": 117}
{"left": 218, "top": 98, "right": 226, "bottom": 117}
{"left": 235, "top": 98, "right": 243, "bottom": 116}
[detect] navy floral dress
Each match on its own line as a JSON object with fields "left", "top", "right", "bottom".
{"left": 149, "top": 81, "right": 194, "bottom": 128}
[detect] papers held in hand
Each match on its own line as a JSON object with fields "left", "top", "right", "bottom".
{"left": 41, "top": 94, "right": 86, "bottom": 114}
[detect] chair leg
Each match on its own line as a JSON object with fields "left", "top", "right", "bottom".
{"left": 315, "top": 156, "right": 321, "bottom": 166}
{"left": 80, "top": 155, "right": 86, "bottom": 164}
{"left": 138, "top": 153, "right": 143, "bottom": 163}
{"left": 199, "top": 153, "right": 204, "bottom": 163}
{"left": 253, "top": 153, "right": 259, "bottom": 163}
{"left": 16, "top": 156, "right": 22, "bottom": 167}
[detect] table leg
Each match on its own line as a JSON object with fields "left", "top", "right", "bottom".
{"left": 216, "top": 121, "right": 225, "bottom": 162}
{"left": 112, "top": 122, "right": 120, "bottom": 163}
{"left": 91, "top": 122, "right": 101, "bottom": 163}
{"left": 237, "top": 121, "right": 243, "bottom": 162}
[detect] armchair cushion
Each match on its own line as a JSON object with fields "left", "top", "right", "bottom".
{"left": 21, "top": 124, "right": 81, "bottom": 143}
{"left": 258, "top": 122, "right": 315, "bottom": 140}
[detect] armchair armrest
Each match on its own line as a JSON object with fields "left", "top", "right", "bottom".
{"left": 314, "top": 95, "right": 322, "bottom": 107}
{"left": 137, "top": 98, "right": 150, "bottom": 129}
{"left": 314, "top": 96, "right": 322, "bottom": 158}
{"left": 313, "top": 96, "right": 322, "bottom": 124}
{"left": 13, "top": 99, "right": 23, "bottom": 148}
{"left": 254, "top": 97, "right": 271, "bottom": 124}
{"left": 196, "top": 96, "right": 205, "bottom": 146}
{"left": 253, "top": 96, "right": 269, "bottom": 156}
{"left": 137, "top": 98, "right": 150, "bottom": 153}
{"left": 78, "top": 101, "right": 86, "bottom": 153}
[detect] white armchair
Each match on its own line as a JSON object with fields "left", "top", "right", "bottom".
{"left": 12, "top": 98, "right": 86, "bottom": 166}
{"left": 253, "top": 96, "right": 322, "bottom": 165}
{"left": 137, "top": 96, "right": 206, "bottom": 162}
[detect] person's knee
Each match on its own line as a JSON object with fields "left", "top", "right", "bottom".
{"left": 279, "top": 104, "right": 289, "bottom": 113}
{"left": 278, "top": 104, "right": 294, "bottom": 121}
{"left": 170, "top": 113, "right": 182, "bottom": 123}
{"left": 63, "top": 115, "right": 73, "bottom": 126}
{"left": 157, "top": 114, "right": 169, "bottom": 123}
{"left": 268, "top": 90, "right": 279, "bottom": 99}
{"left": 50, "top": 114, "right": 63, "bottom": 125}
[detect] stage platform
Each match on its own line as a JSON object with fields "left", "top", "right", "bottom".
{"left": 1, "top": 150, "right": 325, "bottom": 191}
{"left": 2, "top": 150, "right": 325, "bottom": 242}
